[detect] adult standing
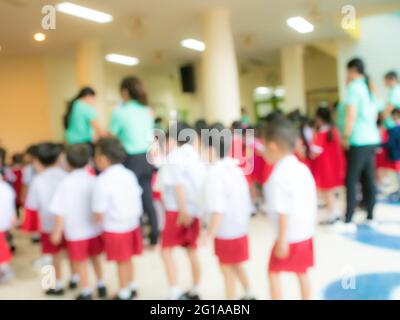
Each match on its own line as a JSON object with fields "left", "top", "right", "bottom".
{"left": 64, "top": 87, "right": 104, "bottom": 148}
{"left": 109, "top": 76, "right": 159, "bottom": 246}
{"left": 336, "top": 58, "right": 380, "bottom": 233}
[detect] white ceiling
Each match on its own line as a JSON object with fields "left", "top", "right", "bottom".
{"left": 0, "top": 0, "right": 398, "bottom": 67}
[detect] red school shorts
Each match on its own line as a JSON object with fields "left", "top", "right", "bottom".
{"left": 0, "top": 232, "right": 12, "bottom": 264}
{"left": 40, "top": 233, "right": 66, "bottom": 255}
{"left": 214, "top": 235, "right": 249, "bottom": 265}
{"left": 66, "top": 235, "right": 103, "bottom": 262}
{"left": 269, "top": 238, "right": 314, "bottom": 274}
{"left": 21, "top": 208, "right": 40, "bottom": 233}
{"left": 161, "top": 211, "right": 200, "bottom": 249}
{"left": 103, "top": 227, "right": 143, "bottom": 262}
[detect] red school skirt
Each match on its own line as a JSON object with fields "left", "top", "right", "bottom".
{"left": 41, "top": 233, "right": 66, "bottom": 255}
{"left": 269, "top": 238, "right": 314, "bottom": 274}
{"left": 21, "top": 208, "right": 40, "bottom": 233}
{"left": 66, "top": 235, "right": 103, "bottom": 262}
{"left": 0, "top": 232, "right": 12, "bottom": 264}
{"left": 214, "top": 235, "right": 249, "bottom": 265}
{"left": 161, "top": 211, "right": 200, "bottom": 249}
{"left": 103, "top": 227, "right": 143, "bottom": 262}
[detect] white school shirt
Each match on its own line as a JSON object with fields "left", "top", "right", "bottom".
{"left": 263, "top": 155, "right": 317, "bottom": 243}
{"left": 49, "top": 169, "right": 101, "bottom": 241}
{"left": 25, "top": 167, "right": 66, "bottom": 233}
{"left": 0, "top": 180, "right": 16, "bottom": 232}
{"left": 203, "top": 157, "right": 253, "bottom": 240}
{"left": 22, "top": 164, "right": 35, "bottom": 186}
{"left": 92, "top": 164, "right": 143, "bottom": 233}
{"left": 158, "top": 144, "right": 205, "bottom": 217}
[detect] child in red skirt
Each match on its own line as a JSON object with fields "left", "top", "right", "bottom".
{"left": 203, "top": 123, "right": 255, "bottom": 300}
{"left": 0, "top": 176, "right": 17, "bottom": 284}
{"left": 263, "top": 117, "right": 317, "bottom": 300}
{"left": 311, "top": 107, "right": 346, "bottom": 224}
{"left": 25, "top": 143, "right": 72, "bottom": 295}
{"left": 158, "top": 121, "right": 205, "bottom": 300}
{"left": 50, "top": 144, "right": 106, "bottom": 300}
{"left": 93, "top": 138, "right": 143, "bottom": 300}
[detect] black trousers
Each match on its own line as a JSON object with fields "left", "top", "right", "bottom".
{"left": 124, "top": 153, "right": 159, "bottom": 245}
{"left": 345, "top": 145, "right": 377, "bottom": 223}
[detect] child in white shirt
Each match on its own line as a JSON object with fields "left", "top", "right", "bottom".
{"left": 202, "top": 123, "right": 255, "bottom": 300}
{"left": 263, "top": 116, "right": 317, "bottom": 300}
{"left": 158, "top": 121, "right": 205, "bottom": 300}
{"left": 50, "top": 144, "right": 106, "bottom": 300}
{"left": 93, "top": 138, "right": 143, "bottom": 300}
{"left": 0, "top": 176, "right": 16, "bottom": 284}
{"left": 25, "top": 143, "right": 70, "bottom": 295}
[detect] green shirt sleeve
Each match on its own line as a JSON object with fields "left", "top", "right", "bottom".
{"left": 109, "top": 109, "right": 121, "bottom": 137}
{"left": 388, "top": 85, "right": 400, "bottom": 107}
{"left": 346, "top": 82, "right": 359, "bottom": 108}
{"left": 82, "top": 103, "right": 97, "bottom": 122}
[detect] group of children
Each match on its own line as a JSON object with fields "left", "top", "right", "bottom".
{"left": 0, "top": 114, "right": 318, "bottom": 300}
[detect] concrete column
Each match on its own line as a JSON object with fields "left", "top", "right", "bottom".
{"left": 202, "top": 7, "right": 241, "bottom": 126}
{"left": 280, "top": 45, "right": 306, "bottom": 113}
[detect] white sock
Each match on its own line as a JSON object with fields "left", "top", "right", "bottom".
{"left": 243, "top": 288, "right": 253, "bottom": 298}
{"left": 118, "top": 288, "right": 131, "bottom": 300}
{"left": 55, "top": 280, "right": 64, "bottom": 290}
{"left": 96, "top": 280, "right": 105, "bottom": 288}
{"left": 129, "top": 282, "right": 138, "bottom": 292}
{"left": 81, "top": 287, "right": 92, "bottom": 296}
{"left": 70, "top": 274, "right": 80, "bottom": 283}
{"left": 189, "top": 286, "right": 199, "bottom": 295}
{"left": 168, "top": 287, "right": 182, "bottom": 300}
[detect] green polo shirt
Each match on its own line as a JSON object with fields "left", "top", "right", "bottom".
{"left": 65, "top": 100, "right": 97, "bottom": 145}
{"left": 344, "top": 78, "right": 380, "bottom": 146}
{"left": 109, "top": 100, "right": 154, "bottom": 155}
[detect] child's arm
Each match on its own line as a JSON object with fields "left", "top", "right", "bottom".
{"left": 202, "top": 213, "right": 223, "bottom": 245}
{"left": 175, "top": 184, "right": 192, "bottom": 227}
{"left": 274, "top": 214, "right": 289, "bottom": 259}
{"left": 51, "top": 216, "right": 64, "bottom": 245}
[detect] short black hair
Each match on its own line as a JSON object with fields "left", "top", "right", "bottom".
{"left": 263, "top": 116, "right": 298, "bottom": 151}
{"left": 96, "top": 138, "right": 126, "bottom": 164}
{"left": 347, "top": 57, "right": 365, "bottom": 75}
{"left": 385, "top": 71, "right": 398, "bottom": 81}
{"left": 66, "top": 144, "right": 91, "bottom": 169}
{"left": 194, "top": 119, "right": 207, "bottom": 136}
{"left": 167, "top": 121, "right": 195, "bottom": 146}
{"left": 0, "top": 147, "right": 6, "bottom": 165}
{"left": 26, "top": 144, "right": 39, "bottom": 157}
{"left": 392, "top": 108, "right": 400, "bottom": 118}
{"left": 12, "top": 153, "right": 24, "bottom": 165}
{"left": 205, "top": 122, "right": 232, "bottom": 159}
{"left": 36, "top": 143, "right": 64, "bottom": 167}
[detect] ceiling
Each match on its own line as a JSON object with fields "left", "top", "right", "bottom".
{"left": 0, "top": 0, "right": 399, "bottom": 68}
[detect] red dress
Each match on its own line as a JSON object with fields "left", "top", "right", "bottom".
{"left": 311, "top": 127, "right": 346, "bottom": 190}
{"left": 250, "top": 139, "right": 274, "bottom": 185}
{"left": 11, "top": 167, "right": 23, "bottom": 207}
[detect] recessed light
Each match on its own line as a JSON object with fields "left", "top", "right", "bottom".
{"left": 56, "top": 2, "right": 113, "bottom": 24}
{"left": 287, "top": 16, "right": 314, "bottom": 34}
{"left": 33, "top": 33, "right": 46, "bottom": 42}
{"left": 181, "top": 39, "right": 205, "bottom": 52}
{"left": 255, "top": 87, "right": 272, "bottom": 95}
{"left": 105, "top": 54, "right": 139, "bottom": 66}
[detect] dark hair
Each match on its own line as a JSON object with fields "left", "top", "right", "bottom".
{"left": 166, "top": 121, "right": 194, "bottom": 146}
{"left": 96, "top": 138, "right": 126, "bottom": 164}
{"left": 120, "top": 76, "right": 148, "bottom": 105}
{"left": 0, "top": 147, "right": 6, "bottom": 166}
{"left": 64, "top": 87, "right": 96, "bottom": 130}
{"left": 206, "top": 123, "right": 232, "bottom": 159}
{"left": 230, "top": 120, "right": 243, "bottom": 131}
{"left": 263, "top": 116, "right": 298, "bottom": 151}
{"left": 35, "top": 143, "right": 64, "bottom": 167}
{"left": 392, "top": 108, "right": 400, "bottom": 119}
{"left": 316, "top": 106, "right": 334, "bottom": 142}
{"left": 265, "top": 111, "right": 285, "bottom": 124}
{"left": 347, "top": 58, "right": 372, "bottom": 98}
{"left": 66, "top": 144, "right": 91, "bottom": 169}
{"left": 385, "top": 71, "right": 398, "bottom": 81}
{"left": 155, "top": 117, "right": 163, "bottom": 124}
{"left": 194, "top": 119, "right": 207, "bottom": 136}
{"left": 12, "top": 153, "right": 24, "bottom": 165}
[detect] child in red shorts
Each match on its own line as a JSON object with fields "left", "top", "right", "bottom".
{"left": 25, "top": 143, "right": 71, "bottom": 295}
{"left": 93, "top": 138, "right": 143, "bottom": 300}
{"left": 203, "top": 123, "right": 255, "bottom": 300}
{"left": 50, "top": 144, "right": 106, "bottom": 300}
{"left": 263, "top": 117, "right": 317, "bottom": 300}
{"left": 0, "top": 176, "right": 16, "bottom": 284}
{"left": 158, "top": 121, "right": 205, "bottom": 300}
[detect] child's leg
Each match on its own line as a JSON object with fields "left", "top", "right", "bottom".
{"left": 75, "top": 261, "right": 89, "bottom": 291}
{"left": 161, "top": 248, "right": 177, "bottom": 287}
{"left": 53, "top": 253, "right": 62, "bottom": 283}
{"left": 220, "top": 264, "right": 236, "bottom": 300}
{"left": 268, "top": 271, "right": 281, "bottom": 300}
{"left": 117, "top": 260, "right": 133, "bottom": 290}
{"left": 186, "top": 248, "right": 201, "bottom": 290}
{"left": 232, "top": 264, "right": 252, "bottom": 296}
{"left": 297, "top": 272, "right": 311, "bottom": 300}
{"left": 324, "top": 189, "right": 339, "bottom": 219}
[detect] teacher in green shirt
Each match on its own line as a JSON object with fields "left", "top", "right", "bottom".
{"left": 339, "top": 58, "right": 380, "bottom": 232}
{"left": 109, "top": 76, "right": 158, "bottom": 246}
{"left": 64, "top": 87, "right": 104, "bottom": 151}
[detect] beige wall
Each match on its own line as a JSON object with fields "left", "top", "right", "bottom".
{"left": 0, "top": 55, "right": 51, "bottom": 154}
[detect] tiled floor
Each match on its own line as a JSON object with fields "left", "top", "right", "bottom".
{"left": 1, "top": 198, "right": 399, "bottom": 300}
